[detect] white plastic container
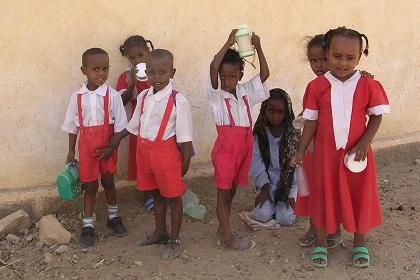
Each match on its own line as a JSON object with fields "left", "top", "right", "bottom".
{"left": 235, "top": 25, "right": 255, "bottom": 58}
{"left": 296, "top": 166, "right": 310, "bottom": 197}
{"left": 135, "top": 63, "right": 148, "bottom": 81}
{"left": 344, "top": 152, "right": 367, "bottom": 173}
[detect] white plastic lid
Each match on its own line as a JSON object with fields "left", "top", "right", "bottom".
{"left": 344, "top": 152, "right": 367, "bottom": 173}
{"left": 135, "top": 63, "right": 147, "bottom": 81}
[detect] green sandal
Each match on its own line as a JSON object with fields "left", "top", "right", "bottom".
{"left": 311, "top": 247, "right": 328, "bottom": 268}
{"left": 352, "top": 247, "right": 370, "bottom": 268}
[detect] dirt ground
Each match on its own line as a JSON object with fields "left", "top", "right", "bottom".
{"left": 1, "top": 147, "right": 419, "bottom": 280}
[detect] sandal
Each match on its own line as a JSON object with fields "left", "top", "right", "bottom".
{"left": 298, "top": 234, "right": 316, "bottom": 247}
{"left": 137, "top": 232, "right": 168, "bottom": 246}
{"left": 352, "top": 247, "right": 370, "bottom": 268}
{"left": 162, "top": 239, "right": 181, "bottom": 259}
{"left": 327, "top": 235, "right": 344, "bottom": 249}
{"left": 225, "top": 234, "right": 256, "bottom": 251}
{"left": 311, "top": 247, "right": 328, "bottom": 268}
{"left": 144, "top": 198, "right": 155, "bottom": 215}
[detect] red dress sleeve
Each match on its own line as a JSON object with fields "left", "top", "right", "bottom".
{"left": 367, "top": 80, "right": 390, "bottom": 115}
{"left": 302, "top": 81, "right": 320, "bottom": 120}
{"left": 116, "top": 72, "right": 128, "bottom": 92}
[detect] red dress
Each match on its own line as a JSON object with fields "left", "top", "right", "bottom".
{"left": 295, "top": 72, "right": 390, "bottom": 235}
{"left": 116, "top": 72, "right": 151, "bottom": 181}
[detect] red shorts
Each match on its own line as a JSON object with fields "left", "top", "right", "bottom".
{"left": 211, "top": 126, "right": 253, "bottom": 190}
{"left": 136, "top": 136, "right": 186, "bottom": 198}
{"left": 78, "top": 125, "right": 117, "bottom": 183}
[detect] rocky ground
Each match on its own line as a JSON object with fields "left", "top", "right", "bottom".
{"left": 0, "top": 150, "right": 419, "bottom": 280}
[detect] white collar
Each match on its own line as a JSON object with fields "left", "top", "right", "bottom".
{"left": 145, "top": 82, "right": 173, "bottom": 101}
{"left": 325, "top": 70, "right": 361, "bottom": 84}
{"left": 78, "top": 82, "right": 108, "bottom": 96}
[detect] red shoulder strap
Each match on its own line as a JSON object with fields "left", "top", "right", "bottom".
{"left": 224, "top": 98, "right": 235, "bottom": 126}
{"left": 156, "top": 90, "right": 177, "bottom": 141}
{"left": 242, "top": 95, "right": 252, "bottom": 126}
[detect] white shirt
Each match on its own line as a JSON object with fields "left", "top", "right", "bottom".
{"left": 126, "top": 83, "right": 193, "bottom": 143}
{"left": 208, "top": 75, "right": 269, "bottom": 127}
{"left": 62, "top": 83, "right": 127, "bottom": 134}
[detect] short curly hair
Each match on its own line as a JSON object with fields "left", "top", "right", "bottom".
{"left": 221, "top": 48, "right": 245, "bottom": 71}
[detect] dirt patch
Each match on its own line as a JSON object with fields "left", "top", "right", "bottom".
{"left": 1, "top": 147, "right": 419, "bottom": 279}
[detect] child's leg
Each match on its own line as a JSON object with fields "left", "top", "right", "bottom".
{"left": 80, "top": 180, "right": 99, "bottom": 247}
{"left": 311, "top": 226, "right": 328, "bottom": 266}
{"left": 274, "top": 201, "right": 296, "bottom": 225}
{"left": 217, "top": 186, "right": 237, "bottom": 235}
{"left": 101, "top": 172, "right": 127, "bottom": 236}
{"left": 138, "top": 190, "right": 168, "bottom": 245}
{"left": 299, "top": 218, "right": 316, "bottom": 247}
{"left": 252, "top": 201, "right": 275, "bottom": 223}
{"left": 217, "top": 188, "right": 234, "bottom": 243}
{"left": 162, "top": 196, "right": 183, "bottom": 259}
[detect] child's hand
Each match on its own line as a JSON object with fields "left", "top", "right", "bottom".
{"left": 349, "top": 139, "right": 370, "bottom": 161}
{"left": 226, "top": 29, "right": 238, "bottom": 46}
{"left": 290, "top": 150, "right": 305, "bottom": 167}
{"left": 255, "top": 184, "right": 273, "bottom": 208}
{"left": 251, "top": 32, "right": 261, "bottom": 49}
{"left": 360, "top": 70, "right": 374, "bottom": 79}
{"left": 96, "top": 146, "right": 114, "bottom": 160}
{"left": 66, "top": 151, "right": 76, "bottom": 163}
{"left": 287, "top": 198, "right": 295, "bottom": 209}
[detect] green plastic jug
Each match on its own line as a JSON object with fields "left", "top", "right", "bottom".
{"left": 56, "top": 162, "right": 82, "bottom": 201}
{"left": 235, "top": 24, "right": 255, "bottom": 58}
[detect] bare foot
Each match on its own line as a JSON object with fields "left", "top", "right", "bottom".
{"left": 137, "top": 232, "right": 168, "bottom": 246}
{"left": 162, "top": 239, "right": 181, "bottom": 259}
{"left": 224, "top": 234, "right": 255, "bottom": 251}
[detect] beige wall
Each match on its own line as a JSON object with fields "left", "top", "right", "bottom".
{"left": 1, "top": 0, "right": 419, "bottom": 189}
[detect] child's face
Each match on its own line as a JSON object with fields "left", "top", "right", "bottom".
{"left": 308, "top": 45, "right": 328, "bottom": 76}
{"left": 327, "top": 36, "right": 361, "bottom": 81}
{"left": 81, "top": 54, "right": 109, "bottom": 89}
{"left": 126, "top": 46, "right": 149, "bottom": 66}
{"left": 265, "top": 99, "right": 287, "bottom": 127}
{"left": 146, "top": 56, "right": 175, "bottom": 92}
{"left": 219, "top": 63, "right": 243, "bottom": 93}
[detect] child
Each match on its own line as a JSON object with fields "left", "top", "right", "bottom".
{"left": 297, "top": 34, "right": 374, "bottom": 248}
{"left": 291, "top": 27, "right": 390, "bottom": 268}
{"left": 250, "top": 89, "right": 300, "bottom": 225}
{"left": 62, "top": 48, "right": 128, "bottom": 247}
{"left": 104, "top": 49, "right": 193, "bottom": 259}
{"left": 209, "top": 29, "right": 269, "bottom": 250}
{"left": 116, "top": 35, "right": 155, "bottom": 213}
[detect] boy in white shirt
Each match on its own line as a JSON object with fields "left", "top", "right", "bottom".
{"left": 62, "top": 48, "right": 128, "bottom": 247}
{"left": 209, "top": 30, "right": 270, "bottom": 250}
{"left": 103, "top": 49, "right": 193, "bottom": 259}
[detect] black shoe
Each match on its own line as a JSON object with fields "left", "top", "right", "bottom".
{"left": 107, "top": 216, "right": 128, "bottom": 237}
{"left": 80, "top": 226, "right": 95, "bottom": 247}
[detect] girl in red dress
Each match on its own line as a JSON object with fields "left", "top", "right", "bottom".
{"left": 292, "top": 27, "right": 390, "bottom": 268}
{"left": 116, "top": 35, "right": 155, "bottom": 213}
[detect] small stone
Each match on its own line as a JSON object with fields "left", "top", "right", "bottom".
{"left": 414, "top": 159, "right": 420, "bottom": 165}
{"left": 269, "top": 259, "right": 275, "bottom": 263}
{"left": 396, "top": 205, "right": 404, "bottom": 211}
{"left": 55, "top": 245, "right": 70, "bottom": 254}
{"left": 18, "top": 228, "right": 29, "bottom": 235}
{"left": 38, "top": 215, "right": 71, "bottom": 245}
{"left": 411, "top": 206, "right": 416, "bottom": 211}
{"left": 35, "top": 241, "right": 44, "bottom": 249}
{"left": 44, "top": 252, "right": 53, "bottom": 263}
{"left": 26, "top": 234, "right": 34, "bottom": 242}
{"left": 134, "top": 260, "right": 143, "bottom": 266}
{"left": 5, "top": 234, "right": 20, "bottom": 243}
{"left": 0, "top": 210, "right": 31, "bottom": 239}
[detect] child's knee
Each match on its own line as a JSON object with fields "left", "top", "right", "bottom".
{"left": 252, "top": 201, "right": 275, "bottom": 222}
{"left": 275, "top": 203, "right": 296, "bottom": 225}
{"left": 83, "top": 181, "right": 99, "bottom": 195}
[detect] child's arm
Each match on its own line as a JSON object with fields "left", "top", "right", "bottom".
{"left": 179, "top": 141, "right": 193, "bottom": 177}
{"left": 251, "top": 33, "right": 270, "bottom": 83}
{"left": 66, "top": 133, "right": 77, "bottom": 163}
{"left": 210, "top": 29, "right": 237, "bottom": 89}
{"left": 349, "top": 115, "right": 382, "bottom": 161}
{"left": 96, "top": 129, "right": 130, "bottom": 160}
{"left": 291, "top": 120, "right": 317, "bottom": 167}
{"left": 120, "top": 69, "right": 137, "bottom": 105}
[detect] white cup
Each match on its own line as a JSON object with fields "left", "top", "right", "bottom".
{"left": 135, "top": 63, "right": 147, "bottom": 81}
{"left": 344, "top": 152, "right": 367, "bottom": 173}
{"left": 293, "top": 116, "right": 306, "bottom": 129}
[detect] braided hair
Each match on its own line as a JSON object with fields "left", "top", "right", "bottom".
{"left": 305, "top": 34, "right": 325, "bottom": 58}
{"left": 323, "top": 26, "right": 369, "bottom": 56}
{"left": 253, "top": 88, "right": 301, "bottom": 203}
{"left": 119, "top": 35, "right": 154, "bottom": 56}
